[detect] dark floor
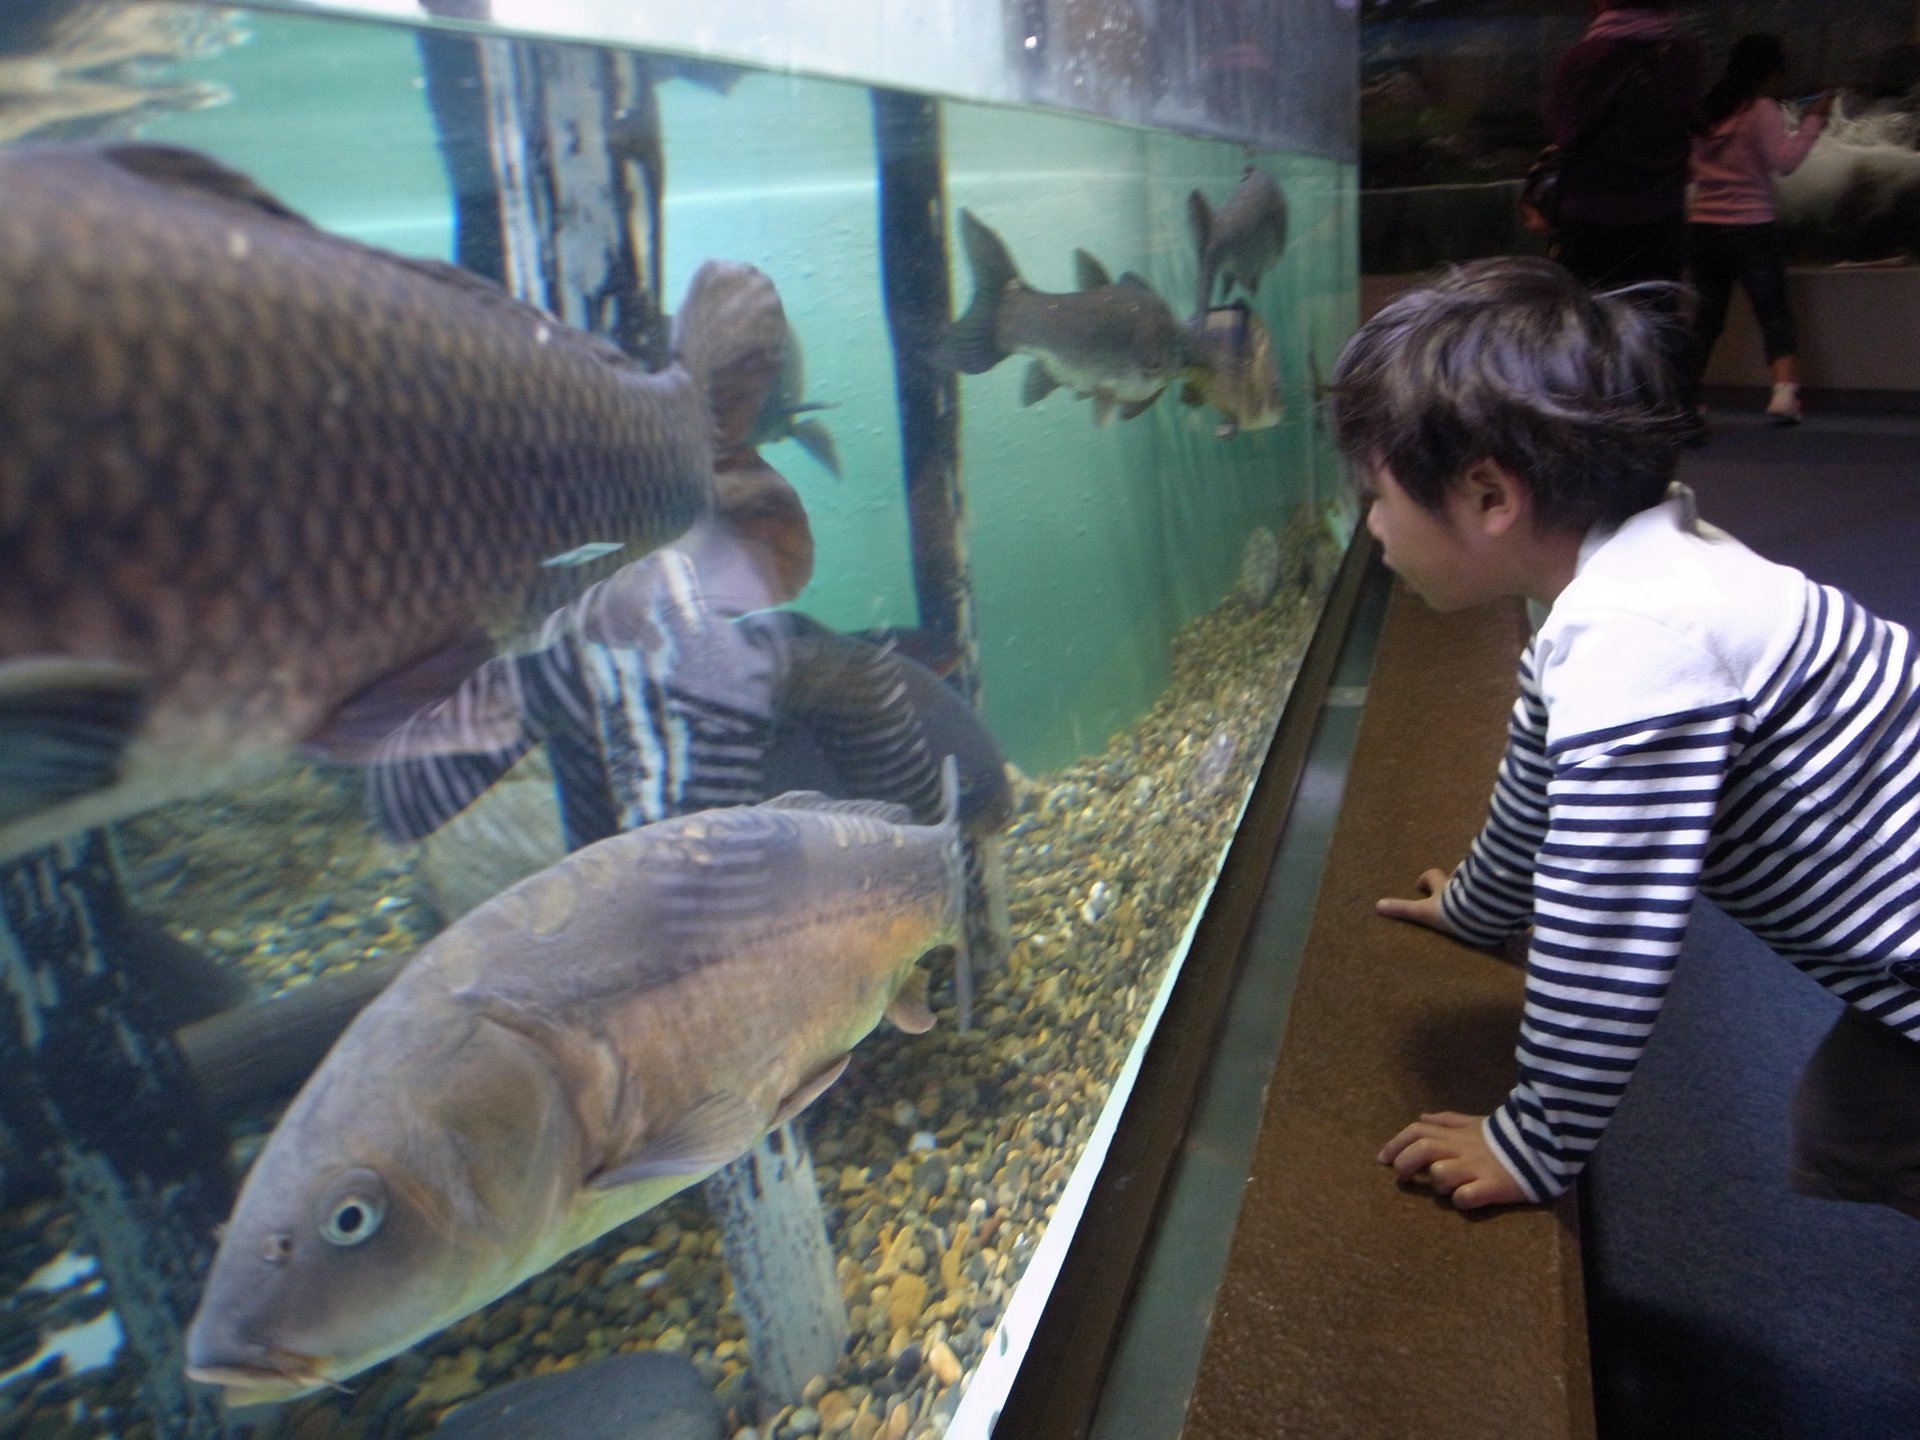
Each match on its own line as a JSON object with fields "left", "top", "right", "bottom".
{"left": 1584, "top": 403, "right": 1920, "bottom": 1440}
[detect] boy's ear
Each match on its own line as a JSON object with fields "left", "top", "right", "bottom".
{"left": 1458, "top": 458, "right": 1532, "bottom": 537}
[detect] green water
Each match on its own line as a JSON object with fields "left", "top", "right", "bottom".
{"left": 139, "top": 8, "right": 1356, "bottom": 772}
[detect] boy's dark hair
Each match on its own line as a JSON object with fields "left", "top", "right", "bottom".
{"left": 1328, "top": 257, "right": 1685, "bottom": 531}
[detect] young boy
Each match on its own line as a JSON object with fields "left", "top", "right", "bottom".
{"left": 1332, "top": 256, "right": 1920, "bottom": 1216}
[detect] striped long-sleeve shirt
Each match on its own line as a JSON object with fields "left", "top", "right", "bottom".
{"left": 1440, "top": 485, "right": 1920, "bottom": 1200}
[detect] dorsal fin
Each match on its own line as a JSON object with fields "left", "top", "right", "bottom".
{"left": 758, "top": 791, "right": 915, "bottom": 825}
{"left": 1073, "top": 249, "right": 1112, "bottom": 290}
{"left": 100, "top": 143, "right": 314, "bottom": 224}
{"left": 97, "top": 144, "right": 646, "bottom": 376}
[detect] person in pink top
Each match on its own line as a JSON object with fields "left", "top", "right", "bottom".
{"left": 1688, "top": 33, "right": 1833, "bottom": 426}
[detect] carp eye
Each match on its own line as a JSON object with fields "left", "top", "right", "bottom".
{"left": 321, "top": 1194, "right": 383, "bottom": 1246}
{"left": 317, "top": 1168, "right": 388, "bottom": 1247}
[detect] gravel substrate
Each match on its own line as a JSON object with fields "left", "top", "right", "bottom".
{"left": 0, "top": 512, "right": 1339, "bottom": 1440}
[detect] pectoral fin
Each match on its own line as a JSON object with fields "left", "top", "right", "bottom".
{"left": 771, "top": 1055, "right": 851, "bottom": 1128}
{"left": 307, "top": 628, "right": 502, "bottom": 764}
{"left": 1022, "top": 362, "right": 1062, "bottom": 407}
{"left": 1118, "top": 393, "right": 1160, "bottom": 422}
{"left": 886, "top": 968, "right": 937, "bottom": 1035}
{"left": 0, "top": 658, "right": 147, "bottom": 823}
{"left": 587, "top": 1091, "right": 764, "bottom": 1191}
{"left": 789, "top": 418, "right": 843, "bottom": 479}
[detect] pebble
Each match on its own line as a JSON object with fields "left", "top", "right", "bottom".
{"left": 927, "top": 1341, "right": 962, "bottom": 1387}
{"left": 885, "top": 1273, "right": 928, "bottom": 1333}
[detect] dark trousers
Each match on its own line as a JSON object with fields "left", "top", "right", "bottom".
{"left": 1688, "top": 220, "right": 1797, "bottom": 382}
{"left": 1555, "top": 214, "right": 1689, "bottom": 292}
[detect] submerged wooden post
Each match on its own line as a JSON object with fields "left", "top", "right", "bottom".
{"left": 702, "top": 1125, "right": 849, "bottom": 1411}
{"left": 478, "top": 35, "right": 667, "bottom": 363}
{"left": 460, "top": 36, "right": 849, "bottom": 1411}
{"left": 871, "top": 89, "right": 980, "bottom": 708}
{"left": 0, "top": 835, "right": 234, "bottom": 1439}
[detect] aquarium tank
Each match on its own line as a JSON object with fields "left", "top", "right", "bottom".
{"left": 0, "top": 1, "right": 1359, "bottom": 1437}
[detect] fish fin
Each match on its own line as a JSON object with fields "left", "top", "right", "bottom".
{"left": 1092, "top": 391, "right": 1117, "bottom": 427}
{"left": 771, "top": 1054, "right": 850, "bottom": 1129}
{"left": 1187, "top": 186, "right": 1213, "bottom": 252}
{"left": 100, "top": 143, "right": 313, "bottom": 225}
{"left": 1118, "top": 392, "right": 1161, "bottom": 421}
{"left": 946, "top": 210, "right": 1018, "bottom": 374}
{"left": 588, "top": 1091, "right": 764, "bottom": 1190}
{"left": 1021, "top": 362, "right": 1062, "bottom": 407}
{"left": 306, "top": 629, "right": 505, "bottom": 765}
{"left": 0, "top": 659, "right": 148, "bottom": 824}
{"left": 1215, "top": 420, "right": 1240, "bottom": 440}
{"left": 1181, "top": 379, "right": 1204, "bottom": 406}
{"left": 787, "top": 417, "right": 843, "bottom": 479}
{"left": 759, "top": 791, "right": 916, "bottom": 825}
{"left": 1117, "top": 271, "right": 1155, "bottom": 292}
{"left": 670, "top": 260, "right": 790, "bottom": 458}
{"left": 1073, "top": 249, "right": 1112, "bottom": 290}
{"left": 699, "top": 450, "right": 816, "bottom": 606}
{"left": 542, "top": 541, "right": 628, "bottom": 569}
{"left": 367, "top": 731, "right": 535, "bottom": 843}
{"left": 887, "top": 968, "right": 937, "bottom": 1035}
{"left": 105, "top": 909, "right": 253, "bottom": 1029}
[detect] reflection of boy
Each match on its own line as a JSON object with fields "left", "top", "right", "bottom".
{"left": 1333, "top": 258, "right": 1920, "bottom": 1217}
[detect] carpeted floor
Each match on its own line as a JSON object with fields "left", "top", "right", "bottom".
{"left": 1583, "top": 403, "right": 1920, "bottom": 1440}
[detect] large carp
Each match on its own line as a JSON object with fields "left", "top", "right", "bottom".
{"left": 183, "top": 761, "right": 967, "bottom": 1404}
{"left": 0, "top": 142, "right": 786, "bottom": 859}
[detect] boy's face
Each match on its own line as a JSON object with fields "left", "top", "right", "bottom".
{"left": 1361, "top": 461, "right": 1497, "bottom": 612}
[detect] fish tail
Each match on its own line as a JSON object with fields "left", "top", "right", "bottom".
{"left": 671, "top": 260, "right": 790, "bottom": 458}
{"left": 946, "top": 209, "right": 1018, "bottom": 374}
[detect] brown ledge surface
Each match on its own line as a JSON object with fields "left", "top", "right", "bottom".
{"left": 1183, "top": 581, "right": 1593, "bottom": 1440}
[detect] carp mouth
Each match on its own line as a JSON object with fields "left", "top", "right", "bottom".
{"left": 186, "top": 1349, "right": 337, "bottom": 1406}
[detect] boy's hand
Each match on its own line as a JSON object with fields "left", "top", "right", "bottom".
{"left": 1375, "top": 867, "right": 1459, "bottom": 937}
{"left": 1378, "top": 1111, "right": 1528, "bottom": 1210}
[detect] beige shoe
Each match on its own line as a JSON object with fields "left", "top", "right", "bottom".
{"left": 1767, "top": 382, "right": 1803, "bottom": 426}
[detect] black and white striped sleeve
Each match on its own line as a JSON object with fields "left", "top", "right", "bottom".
{"left": 1484, "top": 670, "right": 1745, "bottom": 1201}
{"left": 1441, "top": 648, "right": 1552, "bottom": 945}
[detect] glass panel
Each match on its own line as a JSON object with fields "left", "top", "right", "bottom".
{"left": 229, "top": 0, "right": 1359, "bottom": 158}
{"left": 1358, "top": 3, "right": 1920, "bottom": 272}
{"left": 0, "top": 5, "right": 1357, "bottom": 1438}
